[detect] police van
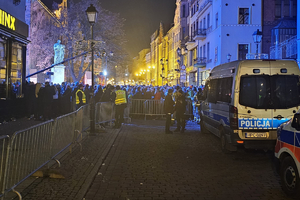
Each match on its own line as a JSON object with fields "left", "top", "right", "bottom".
{"left": 200, "top": 59, "right": 300, "bottom": 152}
{"left": 275, "top": 112, "right": 300, "bottom": 198}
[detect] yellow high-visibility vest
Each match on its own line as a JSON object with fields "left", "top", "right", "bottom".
{"left": 76, "top": 89, "right": 86, "bottom": 104}
{"left": 115, "top": 90, "right": 127, "bottom": 105}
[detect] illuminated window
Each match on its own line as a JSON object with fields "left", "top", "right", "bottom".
{"left": 239, "top": 8, "right": 249, "bottom": 24}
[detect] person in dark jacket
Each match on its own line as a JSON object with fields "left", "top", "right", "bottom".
{"left": 62, "top": 85, "right": 72, "bottom": 114}
{"left": 94, "top": 85, "right": 103, "bottom": 103}
{"left": 42, "top": 82, "right": 56, "bottom": 120}
{"left": 164, "top": 88, "right": 175, "bottom": 134}
{"left": 174, "top": 90, "right": 187, "bottom": 133}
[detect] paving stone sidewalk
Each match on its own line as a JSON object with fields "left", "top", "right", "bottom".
{"left": 8, "top": 127, "right": 120, "bottom": 200}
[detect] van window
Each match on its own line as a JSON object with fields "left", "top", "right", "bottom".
{"left": 206, "top": 77, "right": 233, "bottom": 103}
{"left": 240, "top": 75, "right": 300, "bottom": 109}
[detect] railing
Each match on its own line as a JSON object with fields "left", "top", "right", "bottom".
{"left": 129, "top": 99, "right": 194, "bottom": 120}
{"left": 0, "top": 102, "right": 115, "bottom": 200}
{"left": 270, "top": 35, "right": 297, "bottom": 59}
{"left": 0, "top": 135, "right": 9, "bottom": 196}
{"left": 193, "top": 29, "right": 206, "bottom": 39}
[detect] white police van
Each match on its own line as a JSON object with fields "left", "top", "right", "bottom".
{"left": 275, "top": 112, "right": 300, "bottom": 198}
{"left": 200, "top": 59, "right": 300, "bottom": 152}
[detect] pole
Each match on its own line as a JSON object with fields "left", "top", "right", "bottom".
{"left": 90, "top": 25, "right": 95, "bottom": 134}
{"left": 105, "top": 56, "right": 107, "bottom": 85}
{"left": 256, "top": 43, "right": 259, "bottom": 54}
{"left": 161, "top": 64, "right": 163, "bottom": 86}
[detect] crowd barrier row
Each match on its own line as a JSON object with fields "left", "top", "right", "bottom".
{"left": 129, "top": 99, "right": 195, "bottom": 120}
{"left": 0, "top": 102, "right": 116, "bottom": 200}
{"left": 0, "top": 99, "right": 195, "bottom": 199}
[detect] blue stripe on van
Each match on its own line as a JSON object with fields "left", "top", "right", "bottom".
{"left": 280, "top": 129, "right": 294, "bottom": 146}
{"left": 238, "top": 118, "right": 290, "bottom": 129}
{"left": 203, "top": 111, "right": 230, "bottom": 126}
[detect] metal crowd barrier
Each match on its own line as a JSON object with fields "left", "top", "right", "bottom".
{"left": 0, "top": 135, "right": 9, "bottom": 196}
{"left": 0, "top": 102, "right": 115, "bottom": 200}
{"left": 129, "top": 99, "right": 146, "bottom": 115}
{"left": 129, "top": 99, "right": 196, "bottom": 120}
{"left": 144, "top": 99, "right": 165, "bottom": 120}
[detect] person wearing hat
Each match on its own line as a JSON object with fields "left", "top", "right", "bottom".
{"left": 75, "top": 84, "right": 86, "bottom": 110}
{"left": 164, "top": 88, "right": 175, "bottom": 134}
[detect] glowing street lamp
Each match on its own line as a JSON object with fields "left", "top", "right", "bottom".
{"left": 85, "top": 4, "right": 98, "bottom": 133}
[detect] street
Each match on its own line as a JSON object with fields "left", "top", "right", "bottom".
{"left": 13, "top": 119, "right": 294, "bottom": 200}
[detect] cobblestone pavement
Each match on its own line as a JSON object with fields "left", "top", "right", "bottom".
{"left": 10, "top": 119, "right": 295, "bottom": 200}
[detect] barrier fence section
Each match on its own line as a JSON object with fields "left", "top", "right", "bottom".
{"left": 129, "top": 99, "right": 196, "bottom": 121}
{"left": 144, "top": 100, "right": 165, "bottom": 120}
{"left": 0, "top": 135, "right": 9, "bottom": 195}
{"left": 2, "top": 121, "right": 54, "bottom": 198}
{"left": 129, "top": 99, "right": 146, "bottom": 115}
{"left": 0, "top": 102, "right": 115, "bottom": 199}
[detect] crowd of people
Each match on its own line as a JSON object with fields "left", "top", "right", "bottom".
{"left": 22, "top": 81, "right": 204, "bottom": 131}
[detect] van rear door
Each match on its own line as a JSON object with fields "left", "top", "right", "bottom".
{"left": 237, "top": 60, "right": 298, "bottom": 138}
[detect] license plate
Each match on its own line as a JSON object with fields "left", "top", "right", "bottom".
{"left": 245, "top": 132, "right": 267, "bottom": 138}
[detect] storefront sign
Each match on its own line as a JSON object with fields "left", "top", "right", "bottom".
{"left": 0, "top": 8, "right": 28, "bottom": 38}
{"left": 0, "top": 9, "right": 15, "bottom": 31}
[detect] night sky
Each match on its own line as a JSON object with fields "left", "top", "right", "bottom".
{"left": 42, "top": 0, "right": 176, "bottom": 58}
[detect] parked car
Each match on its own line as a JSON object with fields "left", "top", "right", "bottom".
{"left": 275, "top": 112, "right": 300, "bottom": 198}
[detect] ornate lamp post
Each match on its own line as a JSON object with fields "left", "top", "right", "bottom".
{"left": 252, "top": 29, "right": 263, "bottom": 54}
{"left": 86, "top": 4, "right": 97, "bottom": 133}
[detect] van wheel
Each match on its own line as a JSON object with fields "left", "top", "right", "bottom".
{"left": 220, "top": 128, "right": 231, "bottom": 154}
{"left": 200, "top": 120, "right": 208, "bottom": 134}
{"left": 280, "top": 156, "right": 300, "bottom": 198}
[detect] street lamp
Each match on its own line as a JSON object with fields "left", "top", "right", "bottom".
{"left": 227, "top": 53, "right": 231, "bottom": 62}
{"left": 86, "top": 4, "right": 98, "bottom": 133}
{"left": 252, "top": 29, "right": 263, "bottom": 54}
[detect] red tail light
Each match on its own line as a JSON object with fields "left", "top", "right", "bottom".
{"left": 229, "top": 105, "right": 238, "bottom": 129}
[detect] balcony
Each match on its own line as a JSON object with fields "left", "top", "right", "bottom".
{"left": 193, "top": 29, "right": 206, "bottom": 40}
{"left": 184, "top": 36, "right": 195, "bottom": 46}
{"left": 193, "top": 57, "right": 207, "bottom": 68}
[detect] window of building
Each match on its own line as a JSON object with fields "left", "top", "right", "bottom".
{"left": 203, "top": 17, "right": 206, "bottom": 29}
{"left": 182, "top": 5, "right": 186, "bottom": 17}
{"left": 238, "top": 8, "right": 249, "bottom": 24}
{"left": 200, "top": 46, "right": 202, "bottom": 58}
{"left": 215, "top": 12, "right": 218, "bottom": 28}
{"left": 207, "top": 42, "right": 210, "bottom": 61}
{"left": 214, "top": 46, "right": 218, "bottom": 63}
{"left": 238, "top": 44, "right": 249, "bottom": 60}
{"left": 207, "top": 13, "right": 210, "bottom": 28}
{"left": 203, "top": 44, "right": 206, "bottom": 58}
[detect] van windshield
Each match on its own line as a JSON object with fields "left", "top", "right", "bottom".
{"left": 239, "top": 75, "right": 300, "bottom": 109}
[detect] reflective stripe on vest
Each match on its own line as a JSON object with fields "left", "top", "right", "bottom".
{"left": 76, "top": 89, "right": 86, "bottom": 104}
{"left": 115, "top": 90, "right": 127, "bottom": 105}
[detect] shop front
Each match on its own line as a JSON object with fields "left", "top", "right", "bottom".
{"left": 0, "top": 6, "right": 29, "bottom": 121}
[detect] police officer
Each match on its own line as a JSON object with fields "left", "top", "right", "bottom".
{"left": 114, "top": 85, "right": 127, "bottom": 128}
{"left": 164, "top": 88, "right": 175, "bottom": 134}
{"left": 76, "top": 84, "right": 86, "bottom": 110}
